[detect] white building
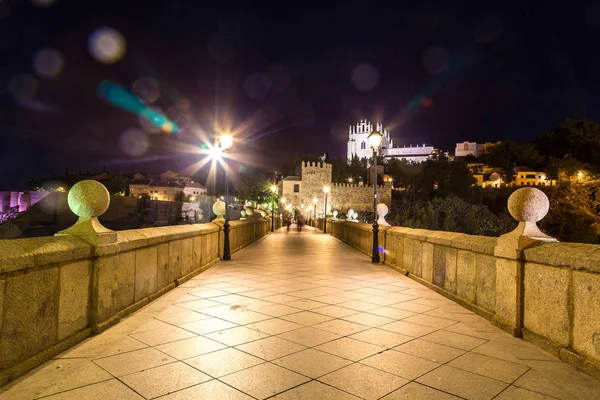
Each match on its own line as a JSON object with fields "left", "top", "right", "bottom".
{"left": 455, "top": 141, "right": 501, "bottom": 158}
{"left": 347, "top": 120, "right": 392, "bottom": 161}
{"left": 129, "top": 170, "right": 207, "bottom": 201}
{"left": 347, "top": 120, "right": 439, "bottom": 163}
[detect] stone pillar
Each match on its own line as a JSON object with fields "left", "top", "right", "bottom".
{"left": 55, "top": 180, "right": 119, "bottom": 332}
{"left": 493, "top": 187, "right": 556, "bottom": 336}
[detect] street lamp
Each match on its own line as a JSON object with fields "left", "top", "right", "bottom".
{"left": 323, "top": 186, "right": 330, "bottom": 233}
{"left": 270, "top": 184, "right": 277, "bottom": 232}
{"left": 219, "top": 133, "right": 233, "bottom": 261}
{"left": 312, "top": 197, "right": 317, "bottom": 227}
{"left": 368, "top": 129, "right": 383, "bottom": 263}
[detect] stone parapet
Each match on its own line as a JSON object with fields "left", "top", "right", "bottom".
{"left": 329, "top": 189, "right": 600, "bottom": 380}
{"left": 0, "top": 181, "right": 275, "bottom": 386}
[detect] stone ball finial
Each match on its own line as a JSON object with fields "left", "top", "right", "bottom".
{"left": 348, "top": 209, "right": 354, "bottom": 218}
{"left": 508, "top": 187, "right": 549, "bottom": 223}
{"left": 68, "top": 180, "right": 110, "bottom": 218}
{"left": 377, "top": 203, "right": 388, "bottom": 217}
{"left": 212, "top": 199, "right": 225, "bottom": 217}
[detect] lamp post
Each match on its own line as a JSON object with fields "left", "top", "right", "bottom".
{"left": 312, "top": 197, "right": 317, "bottom": 227}
{"left": 323, "top": 186, "right": 330, "bottom": 233}
{"left": 368, "top": 129, "right": 383, "bottom": 263}
{"left": 219, "top": 133, "right": 234, "bottom": 261}
{"left": 270, "top": 184, "right": 277, "bottom": 232}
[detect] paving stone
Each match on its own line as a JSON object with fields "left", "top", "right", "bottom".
{"left": 277, "top": 326, "right": 341, "bottom": 347}
{"left": 395, "top": 339, "right": 465, "bottom": 363}
{"left": 41, "top": 379, "right": 143, "bottom": 400}
{"left": 185, "top": 347, "right": 264, "bottom": 377}
{"left": 93, "top": 347, "right": 176, "bottom": 377}
{"left": 361, "top": 349, "right": 440, "bottom": 380}
{"left": 220, "top": 362, "right": 310, "bottom": 399}
{"left": 417, "top": 365, "right": 509, "bottom": 400}
{"left": 273, "top": 348, "right": 352, "bottom": 378}
{"left": 155, "top": 335, "right": 227, "bottom": 360}
{"left": 270, "top": 381, "right": 361, "bottom": 399}
{"left": 316, "top": 337, "right": 386, "bottom": 361}
{"left": 235, "top": 336, "right": 306, "bottom": 361}
{"left": 319, "top": 363, "right": 409, "bottom": 400}
{"left": 381, "top": 382, "right": 462, "bottom": 399}
{"left": 281, "top": 311, "right": 333, "bottom": 326}
{"left": 156, "top": 380, "right": 254, "bottom": 400}
{"left": 120, "top": 362, "right": 210, "bottom": 399}
{"left": 349, "top": 328, "right": 413, "bottom": 348}
{"left": 448, "top": 352, "right": 529, "bottom": 383}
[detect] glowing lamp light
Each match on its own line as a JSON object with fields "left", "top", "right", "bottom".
{"left": 323, "top": 186, "right": 330, "bottom": 194}
{"left": 368, "top": 129, "right": 383, "bottom": 151}
{"left": 208, "top": 146, "right": 223, "bottom": 161}
{"left": 219, "top": 133, "right": 233, "bottom": 152}
{"left": 312, "top": 197, "right": 318, "bottom": 204}
{"left": 270, "top": 184, "right": 277, "bottom": 193}
{"left": 281, "top": 198, "right": 286, "bottom": 204}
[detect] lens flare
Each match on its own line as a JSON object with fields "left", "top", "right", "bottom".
{"left": 88, "top": 27, "right": 126, "bottom": 64}
{"left": 132, "top": 76, "right": 160, "bottom": 104}
{"left": 119, "top": 128, "right": 149, "bottom": 157}
{"left": 31, "top": 0, "right": 56, "bottom": 7}
{"left": 8, "top": 73, "right": 37, "bottom": 99}
{"left": 33, "top": 48, "right": 64, "bottom": 78}
{"left": 351, "top": 63, "right": 380, "bottom": 91}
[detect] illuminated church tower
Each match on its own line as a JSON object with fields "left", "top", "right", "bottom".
{"left": 347, "top": 120, "right": 392, "bottom": 161}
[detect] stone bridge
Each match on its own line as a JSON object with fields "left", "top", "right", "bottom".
{"left": 0, "top": 181, "right": 599, "bottom": 399}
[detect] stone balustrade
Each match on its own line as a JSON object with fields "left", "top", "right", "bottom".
{"left": 329, "top": 188, "right": 600, "bottom": 380}
{"left": 0, "top": 181, "right": 277, "bottom": 385}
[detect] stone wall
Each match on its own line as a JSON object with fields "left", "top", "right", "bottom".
{"left": 330, "top": 220, "right": 600, "bottom": 379}
{"left": 280, "top": 161, "right": 392, "bottom": 215}
{"left": 0, "top": 218, "right": 274, "bottom": 386}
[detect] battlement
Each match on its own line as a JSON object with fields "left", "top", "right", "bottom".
{"left": 332, "top": 182, "right": 387, "bottom": 189}
{"left": 302, "top": 161, "right": 332, "bottom": 169}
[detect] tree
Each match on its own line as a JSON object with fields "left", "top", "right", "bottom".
{"left": 536, "top": 119, "right": 600, "bottom": 172}
{"left": 480, "top": 141, "right": 543, "bottom": 182}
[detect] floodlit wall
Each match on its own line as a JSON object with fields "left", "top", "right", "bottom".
{"left": 329, "top": 220, "right": 600, "bottom": 380}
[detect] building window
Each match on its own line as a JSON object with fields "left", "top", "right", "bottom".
{"left": 464, "top": 144, "right": 469, "bottom": 150}
{"left": 526, "top": 174, "right": 535, "bottom": 179}
{"left": 360, "top": 141, "right": 366, "bottom": 150}
{"left": 293, "top": 184, "right": 299, "bottom": 193}
{"left": 164, "top": 190, "right": 167, "bottom": 194}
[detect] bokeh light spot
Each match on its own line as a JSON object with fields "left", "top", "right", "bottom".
{"left": 351, "top": 63, "right": 380, "bottom": 91}
{"left": 473, "top": 14, "right": 503, "bottom": 43}
{"left": 88, "top": 27, "right": 126, "bottom": 64}
{"left": 33, "top": 48, "right": 64, "bottom": 78}
{"left": 31, "top": 0, "right": 55, "bottom": 7}
{"left": 243, "top": 72, "right": 271, "bottom": 100}
{"left": 7, "top": 73, "right": 37, "bottom": 100}
{"left": 422, "top": 47, "right": 448, "bottom": 74}
{"left": 119, "top": 128, "right": 149, "bottom": 157}
{"left": 132, "top": 76, "right": 160, "bottom": 104}
{"left": 161, "top": 122, "right": 174, "bottom": 134}
{"left": 207, "top": 35, "right": 234, "bottom": 63}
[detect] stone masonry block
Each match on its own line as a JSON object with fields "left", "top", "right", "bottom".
{"left": 95, "top": 255, "right": 118, "bottom": 323}
{"left": 445, "top": 248, "right": 457, "bottom": 293}
{"left": 134, "top": 246, "right": 158, "bottom": 302}
{"left": 156, "top": 243, "right": 170, "bottom": 288}
{"left": 494, "top": 258, "right": 519, "bottom": 327}
{"left": 58, "top": 260, "right": 92, "bottom": 340}
{"left": 411, "top": 240, "right": 423, "bottom": 277}
{"left": 421, "top": 243, "right": 434, "bottom": 283}
{"left": 116, "top": 251, "right": 135, "bottom": 311}
{"left": 524, "top": 263, "right": 570, "bottom": 347}
{"left": 200, "top": 234, "right": 209, "bottom": 267}
{"left": 192, "top": 235, "right": 202, "bottom": 270}
{"left": 402, "top": 238, "right": 413, "bottom": 273}
{"left": 456, "top": 250, "right": 476, "bottom": 302}
{"left": 0, "top": 279, "right": 5, "bottom": 335}
{"left": 476, "top": 254, "right": 496, "bottom": 312}
{"left": 432, "top": 245, "right": 447, "bottom": 287}
{"left": 573, "top": 271, "right": 600, "bottom": 358}
{"left": 168, "top": 240, "right": 182, "bottom": 282}
{"left": 0, "top": 268, "right": 59, "bottom": 370}
{"left": 181, "top": 238, "right": 193, "bottom": 276}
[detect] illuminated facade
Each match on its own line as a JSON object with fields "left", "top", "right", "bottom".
{"left": 347, "top": 120, "right": 439, "bottom": 163}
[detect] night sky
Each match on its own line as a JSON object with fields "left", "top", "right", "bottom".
{"left": 1, "top": 0, "right": 600, "bottom": 190}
